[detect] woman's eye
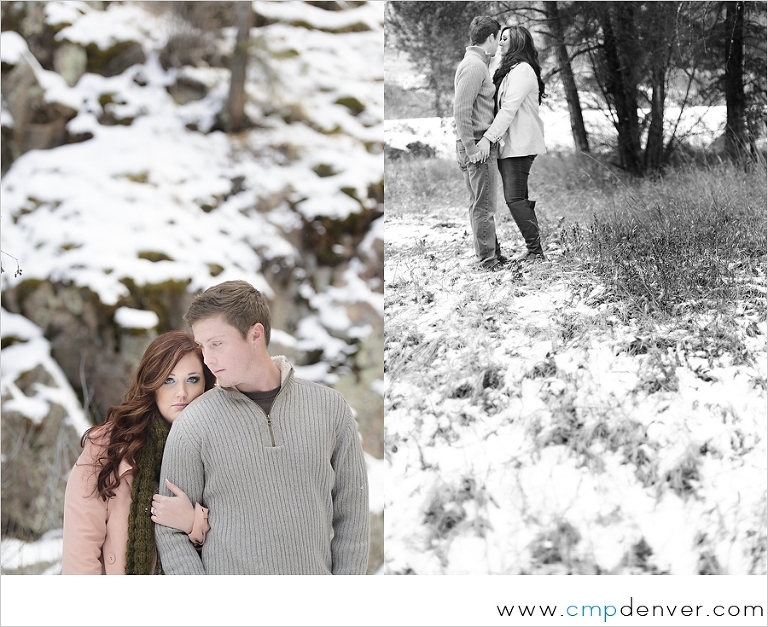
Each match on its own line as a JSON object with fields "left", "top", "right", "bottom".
{"left": 164, "top": 377, "right": 176, "bottom": 385}
{"left": 188, "top": 376, "right": 201, "bottom": 384}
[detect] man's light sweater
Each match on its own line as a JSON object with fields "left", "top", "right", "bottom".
{"left": 155, "top": 356, "right": 370, "bottom": 574}
{"left": 453, "top": 46, "right": 496, "bottom": 157}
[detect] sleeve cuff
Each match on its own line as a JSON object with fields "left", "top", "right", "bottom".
{"left": 188, "top": 503, "right": 209, "bottom": 547}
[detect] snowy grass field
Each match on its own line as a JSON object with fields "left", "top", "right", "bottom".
{"left": 384, "top": 139, "right": 767, "bottom": 575}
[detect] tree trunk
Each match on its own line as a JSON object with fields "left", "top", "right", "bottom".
{"left": 224, "top": 1, "right": 253, "bottom": 133}
{"left": 544, "top": 1, "right": 590, "bottom": 153}
{"left": 644, "top": 3, "right": 676, "bottom": 171}
{"left": 644, "top": 60, "right": 666, "bottom": 171}
{"left": 598, "top": 2, "right": 642, "bottom": 175}
{"left": 724, "top": 1, "right": 746, "bottom": 161}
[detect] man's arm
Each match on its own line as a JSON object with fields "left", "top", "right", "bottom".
{"left": 454, "top": 59, "right": 485, "bottom": 158}
{"left": 330, "top": 406, "right": 370, "bottom": 575}
{"left": 154, "top": 422, "right": 206, "bottom": 574}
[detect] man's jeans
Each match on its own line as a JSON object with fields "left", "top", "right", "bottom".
{"left": 456, "top": 139, "right": 500, "bottom": 266}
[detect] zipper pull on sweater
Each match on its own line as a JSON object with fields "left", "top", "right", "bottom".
{"left": 266, "top": 413, "right": 276, "bottom": 447}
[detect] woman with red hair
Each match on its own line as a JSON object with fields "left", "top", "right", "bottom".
{"left": 63, "top": 331, "right": 216, "bottom": 574}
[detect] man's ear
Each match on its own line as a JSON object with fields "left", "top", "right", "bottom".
{"left": 250, "top": 323, "right": 265, "bottom": 343}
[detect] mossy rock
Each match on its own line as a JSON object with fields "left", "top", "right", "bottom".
{"left": 3, "top": 278, "right": 198, "bottom": 424}
{"left": 302, "top": 204, "right": 380, "bottom": 266}
{"left": 117, "top": 277, "right": 193, "bottom": 333}
{"left": 335, "top": 96, "right": 365, "bottom": 117}
{"left": 166, "top": 75, "right": 209, "bottom": 105}
{"left": 306, "top": 1, "right": 349, "bottom": 10}
{"left": 271, "top": 48, "right": 300, "bottom": 60}
{"left": 363, "top": 141, "right": 384, "bottom": 155}
{"left": 208, "top": 263, "right": 225, "bottom": 277}
{"left": 1, "top": 2, "right": 58, "bottom": 70}
{"left": 1, "top": 335, "right": 27, "bottom": 350}
{"left": 83, "top": 40, "right": 146, "bottom": 77}
{"left": 118, "top": 171, "right": 150, "bottom": 184}
{"left": 137, "top": 250, "right": 174, "bottom": 263}
{"left": 312, "top": 163, "right": 338, "bottom": 178}
{"left": 278, "top": 103, "right": 308, "bottom": 125}
{"left": 1, "top": 401, "right": 82, "bottom": 540}
{"left": 15, "top": 363, "right": 57, "bottom": 395}
{"left": 368, "top": 178, "right": 384, "bottom": 207}
{"left": 98, "top": 92, "right": 119, "bottom": 107}
{"left": 327, "top": 22, "right": 371, "bottom": 34}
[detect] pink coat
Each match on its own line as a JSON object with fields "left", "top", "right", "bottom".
{"left": 62, "top": 429, "right": 209, "bottom": 574}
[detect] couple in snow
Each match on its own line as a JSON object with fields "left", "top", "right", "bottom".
{"left": 454, "top": 16, "right": 547, "bottom": 271}
{"left": 62, "top": 279, "right": 370, "bottom": 575}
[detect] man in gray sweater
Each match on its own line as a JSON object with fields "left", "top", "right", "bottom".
{"left": 454, "top": 15, "right": 504, "bottom": 271}
{"left": 155, "top": 280, "right": 370, "bottom": 574}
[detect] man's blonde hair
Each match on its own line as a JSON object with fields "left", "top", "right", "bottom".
{"left": 184, "top": 280, "right": 271, "bottom": 345}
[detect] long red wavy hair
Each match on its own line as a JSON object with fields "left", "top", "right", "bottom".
{"left": 83, "top": 331, "right": 215, "bottom": 500}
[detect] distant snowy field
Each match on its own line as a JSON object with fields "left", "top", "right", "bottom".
{"left": 385, "top": 106, "right": 728, "bottom": 158}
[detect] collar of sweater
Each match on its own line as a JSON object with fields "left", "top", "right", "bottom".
{"left": 271, "top": 355, "right": 293, "bottom": 387}
{"left": 218, "top": 355, "right": 295, "bottom": 397}
{"left": 465, "top": 46, "right": 492, "bottom": 65}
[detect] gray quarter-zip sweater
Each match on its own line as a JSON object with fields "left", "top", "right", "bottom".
{"left": 453, "top": 46, "right": 496, "bottom": 157}
{"left": 155, "top": 356, "right": 370, "bottom": 574}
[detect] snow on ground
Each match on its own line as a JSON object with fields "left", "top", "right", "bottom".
{"left": 395, "top": 18, "right": 759, "bottom": 582}
{"left": 384, "top": 190, "right": 766, "bottom": 575}
{"left": 114, "top": 306, "right": 160, "bottom": 330}
{"left": 0, "top": 308, "right": 90, "bottom": 437}
{"left": 1, "top": 530, "right": 65, "bottom": 574}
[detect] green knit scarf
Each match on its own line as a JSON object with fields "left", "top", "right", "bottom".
{"left": 125, "top": 413, "right": 169, "bottom": 575}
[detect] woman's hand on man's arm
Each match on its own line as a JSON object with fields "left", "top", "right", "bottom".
{"left": 151, "top": 479, "right": 194, "bottom": 534}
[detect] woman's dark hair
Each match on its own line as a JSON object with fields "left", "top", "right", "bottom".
{"left": 492, "top": 25, "right": 546, "bottom": 105}
{"left": 84, "top": 331, "right": 215, "bottom": 500}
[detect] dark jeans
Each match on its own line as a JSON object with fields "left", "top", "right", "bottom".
{"left": 497, "top": 155, "right": 536, "bottom": 204}
{"left": 456, "top": 139, "right": 500, "bottom": 265}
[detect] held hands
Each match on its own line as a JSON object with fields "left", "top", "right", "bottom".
{"left": 151, "top": 479, "right": 194, "bottom": 534}
{"left": 469, "top": 137, "right": 491, "bottom": 163}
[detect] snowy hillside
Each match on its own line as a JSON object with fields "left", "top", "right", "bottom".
{"left": 1, "top": 0, "right": 384, "bottom": 574}
{"left": 2, "top": 1, "right": 384, "bottom": 305}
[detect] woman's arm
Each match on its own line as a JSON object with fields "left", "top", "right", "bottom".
{"left": 484, "top": 64, "right": 538, "bottom": 144}
{"left": 151, "top": 479, "right": 210, "bottom": 546}
{"left": 62, "top": 440, "right": 109, "bottom": 574}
